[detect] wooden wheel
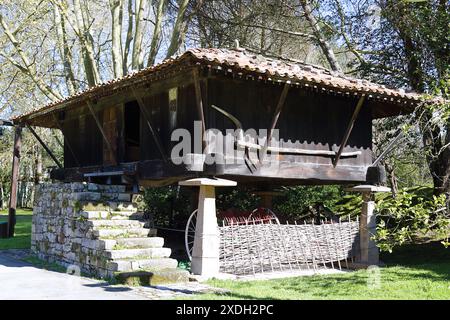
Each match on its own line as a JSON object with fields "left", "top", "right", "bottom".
{"left": 185, "top": 209, "right": 198, "bottom": 261}
{"left": 248, "top": 207, "right": 280, "bottom": 224}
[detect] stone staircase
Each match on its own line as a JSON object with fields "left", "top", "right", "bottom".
{"left": 73, "top": 188, "right": 189, "bottom": 285}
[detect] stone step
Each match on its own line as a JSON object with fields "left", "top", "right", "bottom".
{"left": 89, "top": 220, "right": 145, "bottom": 229}
{"left": 115, "top": 269, "right": 190, "bottom": 286}
{"left": 80, "top": 211, "right": 110, "bottom": 220}
{"left": 114, "top": 237, "right": 164, "bottom": 249}
{"left": 78, "top": 201, "right": 138, "bottom": 214}
{"left": 73, "top": 192, "right": 132, "bottom": 202}
{"left": 81, "top": 238, "right": 117, "bottom": 250}
{"left": 107, "top": 258, "right": 178, "bottom": 272}
{"left": 84, "top": 183, "right": 127, "bottom": 193}
{"left": 95, "top": 228, "right": 156, "bottom": 239}
{"left": 104, "top": 247, "right": 171, "bottom": 260}
{"left": 84, "top": 237, "right": 163, "bottom": 251}
{"left": 110, "top": 211, "right": 144, "bottom": 220}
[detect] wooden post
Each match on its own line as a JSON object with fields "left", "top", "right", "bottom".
{"left": 8, "top": 126, "right": 22, "bottom": 238}
{"left": 193, "top": 69, "right": 206, "bottom": 148}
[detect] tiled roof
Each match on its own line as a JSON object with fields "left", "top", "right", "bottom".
{"left": 12, "top": 47, "right": 433, "bottom": 122}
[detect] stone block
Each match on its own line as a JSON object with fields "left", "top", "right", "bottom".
{"left": 115, "top": 269, "right": 189, "bottom": 286}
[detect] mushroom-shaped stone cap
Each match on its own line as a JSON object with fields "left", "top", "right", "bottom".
{"left": 345, "top": 185, "right": 391, "bottom": 193}
{"left": 179, "top": 178, "right": 237, "bottom": 187}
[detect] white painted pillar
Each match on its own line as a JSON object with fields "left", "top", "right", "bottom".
{"left": 179, "top": 178, "right": 237, "bottom": 278}
{"left": 346, "top": 185, "right": 391, "bottom": 266}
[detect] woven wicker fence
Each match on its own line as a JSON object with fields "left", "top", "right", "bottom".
{"left": 219, "top": 219, "right": 360, "bottom": 275}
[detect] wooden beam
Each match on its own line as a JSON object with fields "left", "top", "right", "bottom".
{"left": 237, "top": 139, "right": 361, "bottom": 157}
{"left": 27, "top": 125, "right": 63, "bottom": 169}
{"left": 8, "top": 126, "right": 22, "bottom": 238}
{"left": 372, "top": 128, "right": 404, "bottom": 166}
{"left": 260, "top": 83, "right": 290, "bottom": 161}
{"left": 193, "top": 68, "right": 206, "bottom": 147}
{"left": 86, "top": 100, "right": 117, "bottom": 164}
{"left": 131, "top": 87, "right": 168, "bottom": 163}
{"left": 333, "top": 95, "right": 366, "bottom": 167}
{"left": 52, "top": 113, "right": 80, "bottom": 167}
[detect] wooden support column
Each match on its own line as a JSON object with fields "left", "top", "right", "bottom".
{"left": 8, "top": 126, "right": 22, "bottom": 238}
{"left": 179, "top": 178, "right": 237, "bottom": 279}
{"left": 27, "top": 125, "right": 63, "bottom": 169}
{"left": 131, "top": 87, "right": 168, "bottom": 163}
{"left": 346, "top": 185, "right": 391, "bottom": 266}
{"left": 86, "top": 100, "right": 117, "bottom": 164}
{"left": 333, "top": 95, "right": 366, "bottom": 167}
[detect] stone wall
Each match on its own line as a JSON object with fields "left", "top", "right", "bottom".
{"left": 31, "top": 182, "right": 135, "bottom": 278}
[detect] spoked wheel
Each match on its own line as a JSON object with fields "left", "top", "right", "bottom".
{"left": 248, "top": 207, "right": 280, "bottom": 224}
{"left": 185, "top": 209, "right": 198, "bottom": 261}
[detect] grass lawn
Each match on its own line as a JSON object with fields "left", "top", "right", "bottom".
{"left": 194, "top": 242, "right": 450, "bottom": 300}
{"left": 0, "top": 208, "right": 449, "bottom": 299}
{"left": 0, "top": 209, "right": 33, "bottom": 250}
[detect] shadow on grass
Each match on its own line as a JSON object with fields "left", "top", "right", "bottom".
{"left": 199, "top": 242, "right": 450, "bottom": 300}
{"left": 381, "top": 242, "right": 450, "bottom": 280}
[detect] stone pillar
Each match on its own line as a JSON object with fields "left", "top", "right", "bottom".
{"left": 179, "top": 178, "right": 237, "bottom": 278}
{"left": 346, "top": 185, "right": 391, "bottom": 266}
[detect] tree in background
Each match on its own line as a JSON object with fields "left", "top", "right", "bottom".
{"left": 0, "top": 1, "right": 448, "bottom": 247}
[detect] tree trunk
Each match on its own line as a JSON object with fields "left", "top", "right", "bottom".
{"left": 54, "top": 6, "right": 77, "bottom": 95}
{"left": 0, "top": 182, "right": 4, "bottom": 210}
{"left": 132, "top": 0, "right": 147, "bottom": 70}
{"left": 385, "top": 163, "right": 398, "bottom": 197}
{"left": 389, "top": 1, "right": 450, "bottom": 198}
{"left": 110, "top": 0, "right": 124, "bottom": 78}
{"left": 299, "top": 0, "right": 343, "bottom": 73}
{"left": 165, "top": 0, "right": 190, "bottom": 58}
{"left": 123, "top": 0, "right": 133, "bottom": 75}
{"left": 72, "top": 0, "right": 101, "bottom": 86}
{"left": 147, "top": 0, "right": 166, "bottom": 67}
{"left": 34, "top": 145, "right": 43, "bottom": 185}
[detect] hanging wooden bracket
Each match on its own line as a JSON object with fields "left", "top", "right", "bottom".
{"left": 27, "top": 124, "right": 63, "bottom": 169}
{"left": 260, "top": 83, "right": 290, "bottom": 163}
{"left": 333, "top": 95, "right": 366, "bottom": 167}
{"left": 193, "top": 68, "right": 206, "bottom": 149}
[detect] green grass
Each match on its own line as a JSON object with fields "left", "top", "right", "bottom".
{"left": 192, "top": 242, "right": 450, "bottom": 300}
{"left": 0, "top": 209, "right": 33, "bottom": 250}
{"left": 1, "top": 208, "right": 449, "bottom": 299}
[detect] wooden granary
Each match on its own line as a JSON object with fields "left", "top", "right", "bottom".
{"left": 12, "top": 48, "right": 424, "bottom": 189}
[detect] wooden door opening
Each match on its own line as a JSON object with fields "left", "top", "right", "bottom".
{"left": 124, "top": 101, "right": 141, "bottom": 162}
